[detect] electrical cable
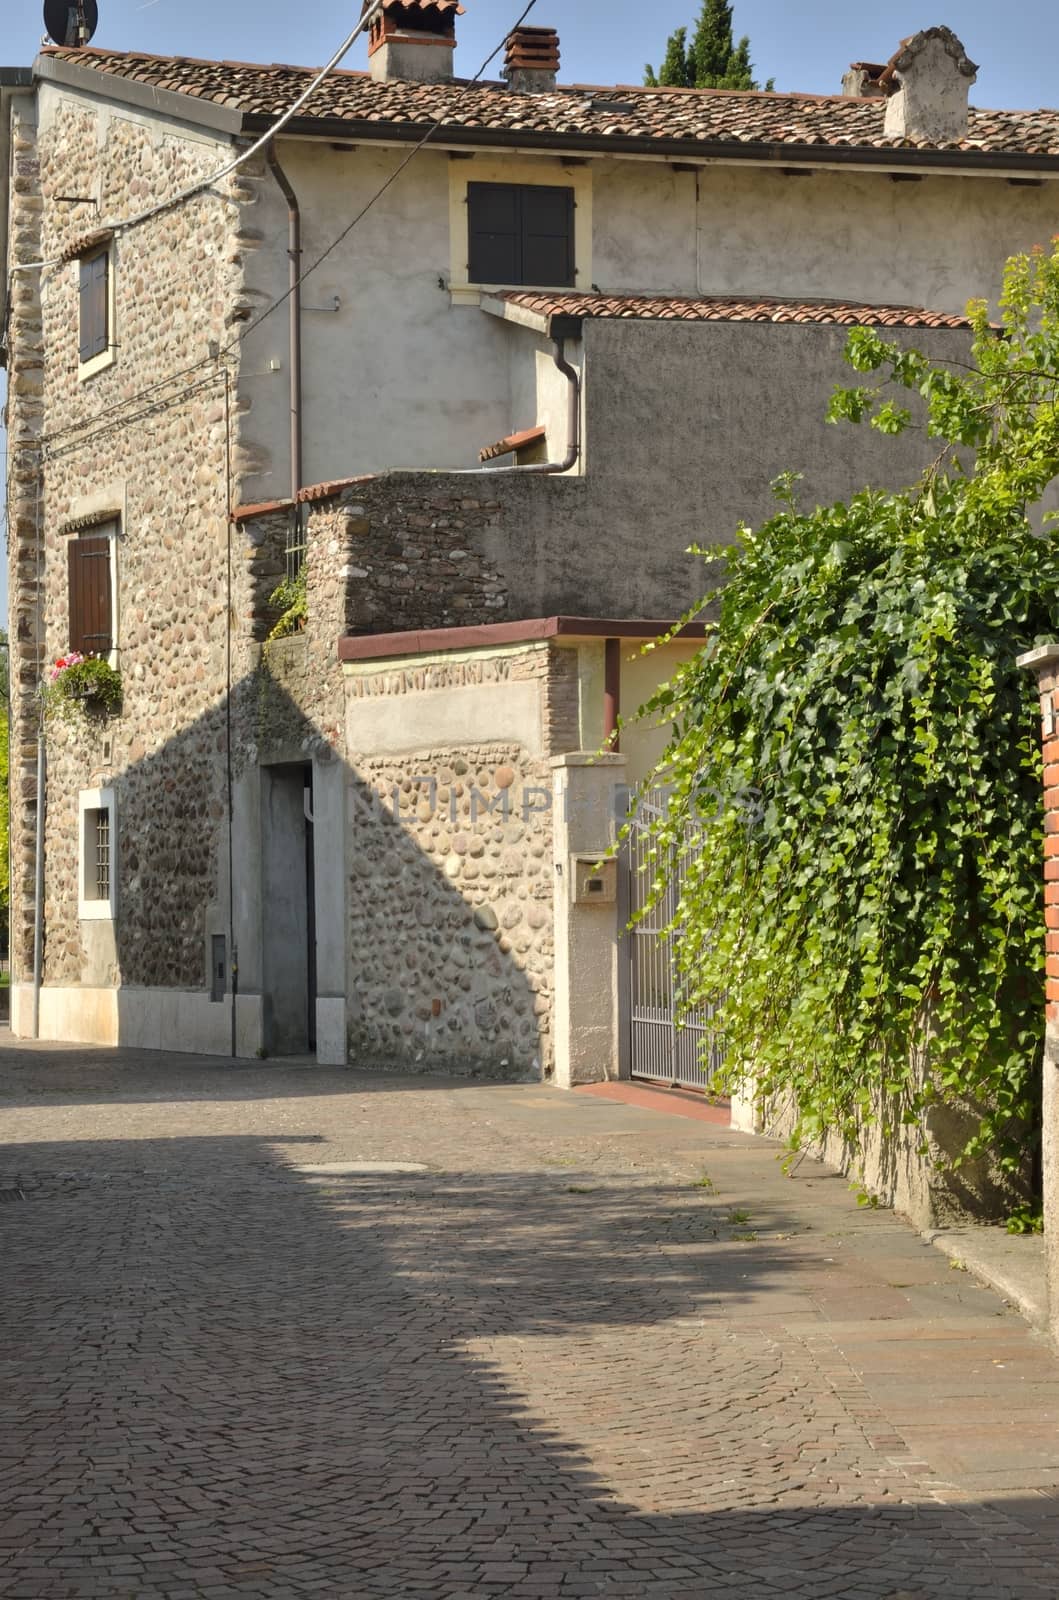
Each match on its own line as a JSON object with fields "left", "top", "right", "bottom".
{"left": 26, "top": 0, "right": 541, "bottom": 462}
{"left": 10, "top": 0, "right": 387, "bottom": 276}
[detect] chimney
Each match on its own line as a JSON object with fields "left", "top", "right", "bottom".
{"left": 366, "top": 0, "right": 464, "bottom": 85}
{"left": 504, "top": 26, "right": 560, "bottom": 93}
{"left": 881, "top": 26, "right": 978, "bottom": 143}
{"left": 842, "top": 62, "right": 888, "bottom": 99}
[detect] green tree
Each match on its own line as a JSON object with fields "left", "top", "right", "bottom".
{"left": 634, "top": 244, "right": 1059, "bottom": 1179}
{"left": 645, "top": 1, "right": 773, "bottom": 91}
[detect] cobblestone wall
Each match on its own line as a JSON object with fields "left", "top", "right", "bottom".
{"left": 344, "top": 645, "right": 578, "bottom": 1076}
{"left": 6, "top": 89, "right": 252, "bottom": 989}
{"left": 258, "top": 482, "right": 512, "bottom": 634}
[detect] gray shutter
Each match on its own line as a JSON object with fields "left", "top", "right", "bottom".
{"left": 521, "top": 185, "right": 575, "bottom": 287}
{"left": 468, "top": 183, "right": 521, "bottom": 284}
{"left": 79, "top": 252, "right": 108, "bottom": 362}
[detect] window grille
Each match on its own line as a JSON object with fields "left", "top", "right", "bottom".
{"left": 90, "top": 807, "right": 110, "bottom": 902}
{"left": 286, "top": 508, "right": 306, "bottom": 584}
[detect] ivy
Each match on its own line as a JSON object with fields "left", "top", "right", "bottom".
{"left": 636, "top": 244, "right": 1059, "bottom": 1175}
{"left": 267, "top": 566, "right": 307, "bottom": 642}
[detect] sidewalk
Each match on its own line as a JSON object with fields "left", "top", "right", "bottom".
{"left": 2, "top": 1039, "right": 1059, "bottom": 1597}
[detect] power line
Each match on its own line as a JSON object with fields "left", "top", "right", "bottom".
{"left": 11, "top": 0, "right": 387, "bottom": 276}
{"left": 236, "top": 0, "right": 540, "bottom": 349}
{"left": 26, "top": 0, "right": 540, "bottom": 463}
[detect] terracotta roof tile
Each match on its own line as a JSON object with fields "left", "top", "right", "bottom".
{"left": 500, "top": 291, "right": 978, "bottom": 330}
{"left": 40, "top": 46, "right": 1059, "bottom": 161}
{"left": 479, "top": 424, "right": 546, "bottom": 462}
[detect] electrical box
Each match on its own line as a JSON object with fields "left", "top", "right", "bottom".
{"left": 571, "top": 854, "right": 617, "bottom": 905}
{"left": 210, "top": 934, "right": 227, "bottom": 1003}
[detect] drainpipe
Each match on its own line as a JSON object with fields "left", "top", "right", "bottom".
{"left": 421, "top": 338, "right": 581, "bottom": 478}
{"left": 266, "top": 143, "right": 303, "bottom": 502}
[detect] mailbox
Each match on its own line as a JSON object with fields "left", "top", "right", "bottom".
{"left": 571, "top": 854, "right": 617, "bottom": 905}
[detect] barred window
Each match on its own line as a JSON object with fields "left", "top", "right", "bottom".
{"left": 78, "top": 788, "right": 116, "bottom": 920}
{"left": 87, "top": 807, "right": 110, "bottom": 903}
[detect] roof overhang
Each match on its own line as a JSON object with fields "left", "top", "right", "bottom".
{"left": 338, "top": 615, "right": 710, "bottom": 664}
{"left": 34, "top": 52, "right": 245, "bottom": 138}
{"left": 1, "top": 70, "right": 35, "bottom": 361}
{"left": 25, "top": 54, "right": 1059, "bottom": 179}
{"left": 480, "top": 292, "right": 582, "bottom": 339}
{"left": 240, "top": 111, "right": 1059, "bottom": 178}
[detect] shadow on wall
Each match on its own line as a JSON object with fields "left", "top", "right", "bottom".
{"left": 39, "top": 666, "right": 546, "bottom": 1076}
{"left": 2, "top": 1127, "right": 1057, "bottom": 1595}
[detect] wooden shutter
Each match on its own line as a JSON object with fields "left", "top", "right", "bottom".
{"left": 520, "top": 185, "right": 575, "bottom": 288}
{"left": 468, "top": 183, "right": 575, "bottom": 287}
{"left": 78, "top": 251, "right": 109, "bottom": 363}
{"left": 68, "top": 536, "right": 112, "bottom": 656}
{"left": 468, "top": 183, "right": 521, "bottom": 285}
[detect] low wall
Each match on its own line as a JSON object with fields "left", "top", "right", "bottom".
{"left": 11, "top": 984, "right": 265, "bottom": 1057}
{"left": 733, "top": 1079, "right": 1025, "bottom": 1231}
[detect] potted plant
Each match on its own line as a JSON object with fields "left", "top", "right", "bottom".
{"left": 44, "top": 652, "right": 123, "bottom": 719}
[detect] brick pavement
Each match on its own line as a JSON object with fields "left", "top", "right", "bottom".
{"left": 2, "top": 1039, "right": 1059, "bottom": 1598}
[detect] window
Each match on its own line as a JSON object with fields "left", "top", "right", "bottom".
{"left": 78, "top": 248, "right": 110, "bottom": 365}
{"left": 78, "top": 788, "right": 116, "bottom": 921}
{"left": 68, "top": 525, "right": 114, "bottom": 659}
{"left": 467, "top": 182, "right": 575, "bottom": 287}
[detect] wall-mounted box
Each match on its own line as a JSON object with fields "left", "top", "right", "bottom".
{"left": 571, "top": 854, "right": 617, "bottom": 905}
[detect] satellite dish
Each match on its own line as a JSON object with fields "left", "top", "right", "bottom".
{"left": 43, "top": 0, "right": 98, "bottom": 47}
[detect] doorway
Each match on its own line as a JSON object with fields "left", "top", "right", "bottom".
{"left": 262, "top": 763, "right": 317, "bottom": 1055}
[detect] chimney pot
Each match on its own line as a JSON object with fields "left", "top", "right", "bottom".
{"left": 505, "top": 25, "right": 560, "bottom": 93}
{"left": 365, "top": 0, "right": 464, "bottom": 85}
{"left": 842, "top": 62, "right": 888, "bottom": 99}
{"left": 881, "top": 26, "right": 977, "bottom": 143}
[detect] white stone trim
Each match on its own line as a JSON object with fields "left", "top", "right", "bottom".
{"left": 78, "top": 786, "right": 116, "bottom": 921}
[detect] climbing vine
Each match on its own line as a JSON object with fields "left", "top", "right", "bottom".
{"left": 637, "top": 243, "right": 1059, "bottom": 1174}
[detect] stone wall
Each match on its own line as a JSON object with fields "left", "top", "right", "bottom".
{"left": 248, "top": 483, "right": 511, "bottom": 635}
{"left": 5, "top": 96, "right": 45, "bottom": 979}
{"left": 1017, "top": 643, "right": 1059, "bottom": 1344}
{"left": 5, "top": 85, "right": 252, "bottom": 993}
{"left": 342, "top": 644, "right": 579, "bottom": 1076}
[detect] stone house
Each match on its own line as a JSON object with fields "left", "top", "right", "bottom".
{"left": 2, "top": 9, "right": 1058, "bottom": 1085}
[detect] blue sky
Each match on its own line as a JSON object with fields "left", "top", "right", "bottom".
{"left": 4, "top": 0, "right": 1059, "bottom": 107}
{"left": 3, "top": 0, "right": 1059, "bottom": 613}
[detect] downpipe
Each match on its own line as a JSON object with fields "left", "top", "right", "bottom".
{"left": 266, "top": 142, "right": 303, "bottom": 503}
{"left": 405, "top": 338, "right": 581, "bottom": 478}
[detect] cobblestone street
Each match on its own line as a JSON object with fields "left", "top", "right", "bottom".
{"left": 3, "top": 1041, "right": 1059, "bottom": 1598}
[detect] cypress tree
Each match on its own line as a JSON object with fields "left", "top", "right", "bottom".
{"left": 644, "top": 2, "right": 772, "bottom": 92}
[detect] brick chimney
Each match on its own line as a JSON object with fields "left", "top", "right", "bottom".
{"left": 366, "top": 0, "right": 464, "bottom": 85}
{"left": 504, "top": 26, "right": 560, "bottom": 93}
{"left": 880, "top": 26, "right": 978, "bottom": 143}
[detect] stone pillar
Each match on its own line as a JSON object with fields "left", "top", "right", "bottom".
{"left": 550, "top": 753, "right": 626, "bottom": 1088}
{"left": 1017, "top": 641, "right": 1059, "bottom": 1345}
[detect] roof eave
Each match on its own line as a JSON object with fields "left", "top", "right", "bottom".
{"left": 338, "top": 615, "right": 711, "bottom": 664}
{"left": 34, "top": 52, "right": 247, "bottom": 138}
{"left": 242, "top": 110, "right": 1059, "bottom": 175}
{"left": 480, "top": 292, "right": 582, "bottom": 340}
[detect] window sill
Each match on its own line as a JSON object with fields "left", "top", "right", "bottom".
{"left": 78, "top": 900, "right": 115, "bottom": 922}
{"left": 78, "top": 347, "right": 116, "bottom": 383}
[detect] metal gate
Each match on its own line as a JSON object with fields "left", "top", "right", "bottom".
{"left": 621, "top": 789, "right": 725, "bottom": 1090}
